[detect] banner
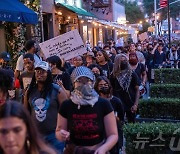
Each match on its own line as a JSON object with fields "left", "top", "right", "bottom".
{"left": 39, "top": 29, "right": 86, "bottom": 60}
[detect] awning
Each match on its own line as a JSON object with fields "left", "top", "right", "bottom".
{"left": 56, "top": 3, "right": 96, "bottom": 18}
{"left": 0, "top": 0, "right": 38, "bottom": 24}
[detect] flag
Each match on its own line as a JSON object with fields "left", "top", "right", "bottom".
{"left": 160, "top": 0, "right": 168, "bottom": 8}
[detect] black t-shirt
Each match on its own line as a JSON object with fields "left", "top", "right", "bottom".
{"left": 52, "top": 72, "right": 72, "bottom": 91}
{"left": 146, "top": 52, "right": 154, "bottom": 68}
{"left": 59, "top": 97, "right": 113, "bottom": 146}
{"left": 19, "top": 71, "right": 34, "bottom": 90}
{"left": 110, "top": 72, "right": 140, "bottom": 110}
{"left": 153, "top": 50, "right": 166, "bottom": 65}
{"left": 110, "top": 96, "right": 124, "bottom": 121}
{"left": 135, "top": 63, "right": 145, "bottom": 82}
{"left": 99, "top": 62, "right": 113, "bottom": 78}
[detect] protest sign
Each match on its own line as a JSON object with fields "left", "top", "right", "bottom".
{"left": 39, "top": 29, "right": 86, "bottom": 60}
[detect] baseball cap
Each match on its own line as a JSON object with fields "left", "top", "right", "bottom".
{"left": 0, "top": 52, "right": 11, "bottom": 61}
{"left": 71, "top": 66, "right": 95, "bottom": 83}
{"left": 35, "top": 61, "right": 50, "bottom": 71}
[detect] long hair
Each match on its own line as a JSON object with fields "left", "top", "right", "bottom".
{"left": 94, "top": 76, "right": 113, "bottom": 96}
{"left": 95, "top": 50, "right": 111, "bottom": 62}
{"left": 0, "top": 69, "right": 13, "bottom": 94}
{"left": 46, "top": 55, "right": 62, "bottom": 71}
{"left": 27, "top": 70, "right": 53, "bottom": 101}
{"left": 0, "top": 101, "right": 56, "bottom": 154}
{"left": 88, "top": 64, "right": 104, "bottom": 76}
{"left": 112, "top": 54, "right": 130, "bottom": 77}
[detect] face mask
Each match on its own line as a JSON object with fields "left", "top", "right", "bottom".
{"left": 172, "top": 50, "right": 176, "bottom": 52}
{"left": 148, "top": 48, "right": 153, "bottom": 51}
{"left": 105, "top": 50, "right": 110, "bottom": 55}
{"left": 94, "top": 73, "right": 100, "bottom": 78}
{"left": 137, "top": 46, "right": 142, "bottom": 51}
{"left": 99, "top": 87, "right": 110, "bottom": 95}
{"left": 75, "top": 84, "right": 95, "bottom": 98}
{"left": 120, "top": 61, "right": 128, "bottom": 70}
{"left": 129, "top": 59, "right": 138, "bottom": 65}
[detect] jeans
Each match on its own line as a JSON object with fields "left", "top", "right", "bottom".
{"left": 44, "top": 132, "right": 65, "bottom": 154}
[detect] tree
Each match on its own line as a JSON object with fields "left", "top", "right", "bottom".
{"left": 120, "top": 0, "right": 145, "bottom": 24}
{"left": 143, "top": 0, "right": 180, "bottom": 20}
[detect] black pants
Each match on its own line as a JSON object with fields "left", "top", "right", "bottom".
{"left": 125, "top": 109, "right": 136, "bottom": 123}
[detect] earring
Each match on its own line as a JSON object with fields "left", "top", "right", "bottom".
{"left": 26, "top": 139, "right": 30, "bottom": 149}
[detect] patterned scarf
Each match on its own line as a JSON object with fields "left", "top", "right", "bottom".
{"left": 116, "top": 69, "right": 133, "bottom": 92}
{"left": 70, "top": 84, "right": 99, "bottom": 109}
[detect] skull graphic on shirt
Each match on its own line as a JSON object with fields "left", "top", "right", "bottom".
{"left": 32, "top": 98, "right": 50, "bottom": 122}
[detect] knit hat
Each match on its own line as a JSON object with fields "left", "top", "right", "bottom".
{"left": 71, "top": 66, "right": 95, "bottom": 83}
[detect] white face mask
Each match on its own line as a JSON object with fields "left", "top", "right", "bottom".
{"left": 106, "top": 50, "right": 110, "bottom": 55}
{"left": 137, "top": 46, "right": 142, "bottom": 51}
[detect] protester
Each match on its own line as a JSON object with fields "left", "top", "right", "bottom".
{"left": 56, "top": 66, "right": 118, "bottom": 154}
{"left": 110, "top": 54, "right": 140, "bottom": 123}
{"left": 153, "top": 43, "right": 167, "bottom": 68}
{"left": 15, "top": 40, "right": 42, "bottom": 79}
{"left": 167, "top": 44, "right": 179, "bottom": 68}
{"left": 24, "top": 61, "right": 68, "bottom": 153}
{"left": 47, "top": 55, "right": 72, "bottom": 97}
{"left": 0, "top": 69, "right": 14, "bottom": 106}
{"left": 0, "top": 52, "right": 12, "bottom": 70}
{"left": 94, "top": 76, "right": 124, "bottom": 153}
{"left": 129, "top": 43, "right": 145, "bottom": 65}
{"left": 129, "top": 53, "right": 147, "bottom": 86}
{"left": 0, "top": 101, "right": 56, "bottom": 154}
{"left": 85, "top": 52, "right": 96, "bottom": 67}
{"left": 88, "top": 64, "right": 103, "bottom": 78}
{"left": 19, "top": 53, "right": 35, "bottom": 100}
{"left": 67, "top": 56, "right": 84, "bottom": 75}
{"left": 95, "top": 50, "right": 113, "bottom": 79}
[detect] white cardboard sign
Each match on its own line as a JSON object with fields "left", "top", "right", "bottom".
{"left": 39, "top": 29, "right": 86, "bottom": 60}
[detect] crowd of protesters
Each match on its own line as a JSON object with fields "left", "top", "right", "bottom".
{"left": 0, "top": 37, "right": 180, "bottom": 154}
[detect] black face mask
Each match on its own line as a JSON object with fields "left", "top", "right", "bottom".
{"left": 99, "top": 87, "right": 110, "bottom": 95}
{"left": 172, "top": 50, "right": 176, "bottom": 52}
{"left": 148, "top": 48, "right": 153, "bottom": 51}
{"left": 120, "top": 61, "right": 128, "bottom": 70}
{"left": 94, "top": 73, "right": 100, "bottom": 78}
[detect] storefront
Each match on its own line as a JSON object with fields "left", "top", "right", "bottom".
{"left": 55, "top": 2, "right": 96, "bottom": 44}
{"left": 0, "top": 0, "right": 38, "bottom": 52}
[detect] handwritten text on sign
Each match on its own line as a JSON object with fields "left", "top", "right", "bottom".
{"left": 39, "top": 29, "right": 86, "bottom": 60}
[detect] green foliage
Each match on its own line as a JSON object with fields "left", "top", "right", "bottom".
{"left": 4, "top": 23, "right": 26, "bottom": 69}
{"left": 3, "top": 0, "right": 41, "bottom": 69}
{"left": 120, "top": 0, "right": 144, "bottom": 24}
{"left": 154, "top": 68, "right": 180, "bottom": 84}
{"left": 140, "top": 22, "right": 151, "bottom": 34}
{"left": 139, "top": 98, "right": 180, "bottom": 119}
{"left": 143, "top": 0, "right": 180, "bottom": 20}
{"left": 150, "top": 84, "right": 180, "bottom": 98}
{"left": 123, "top": 122, "right": 180, "bottom": 154}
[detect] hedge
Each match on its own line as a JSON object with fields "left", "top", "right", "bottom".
{"left": 123, "top": 122, "right": 180, "bottom": 154}
{"left": 150, "top": 84, "right": 180, "bottom": 98}
{"left": 154, "top": 68, "right": 180, "bottom": 84}
{"left": 138, "top": 98, "right": 180, "bottom": 120}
